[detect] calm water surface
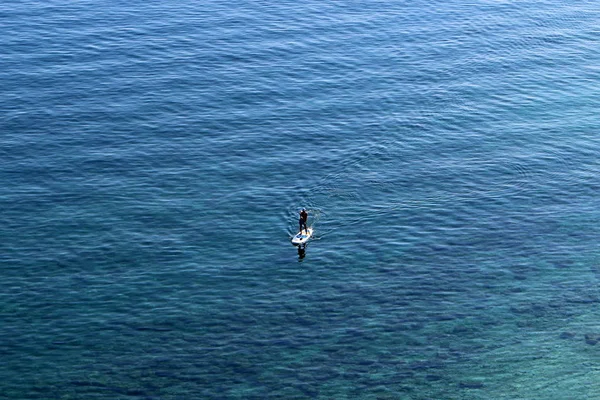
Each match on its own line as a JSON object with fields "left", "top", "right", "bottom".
{"left": 2, "top": 0, "right": 600, "bottom": 398}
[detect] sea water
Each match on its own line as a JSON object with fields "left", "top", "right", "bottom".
{"left": 2, "top": 0, "right": 600, "bottom": 398}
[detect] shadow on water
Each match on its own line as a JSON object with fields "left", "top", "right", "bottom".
{"left": 297, "top": 243, "right": 307, "bottom": 261}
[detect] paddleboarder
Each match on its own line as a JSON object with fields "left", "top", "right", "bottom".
{"left": 299, "top": 208, "right": 308, "bottom": 234}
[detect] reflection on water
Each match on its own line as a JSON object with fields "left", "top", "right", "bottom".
{"left": 297, "top": 243, "right": 306, "bottom": 260}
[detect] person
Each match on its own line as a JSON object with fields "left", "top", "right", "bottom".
{"left": 299, "top": 208, "right": 308, "bottom": 234}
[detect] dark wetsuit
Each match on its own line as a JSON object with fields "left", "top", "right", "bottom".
{"left": 299, "top": 210, "right": 308, "bottom": 233}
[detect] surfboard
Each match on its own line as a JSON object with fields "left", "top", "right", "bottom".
{"left": 291, "top": 228, "right": 312, "bottom": 245}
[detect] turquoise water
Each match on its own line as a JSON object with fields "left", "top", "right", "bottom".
{"left": 3, "top": 0, "right": 600, "bottom": 398}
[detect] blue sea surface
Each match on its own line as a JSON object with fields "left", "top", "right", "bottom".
{"left": 2, "top": 0, "right": 600, "bottom": 398}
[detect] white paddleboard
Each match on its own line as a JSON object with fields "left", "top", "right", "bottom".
{"left": 291, "top": 228, "right": 312, "bottom": 245}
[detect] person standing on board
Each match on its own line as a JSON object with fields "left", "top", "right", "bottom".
{"left": 299, "top": 208, "right": 308, "bottom": 234}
